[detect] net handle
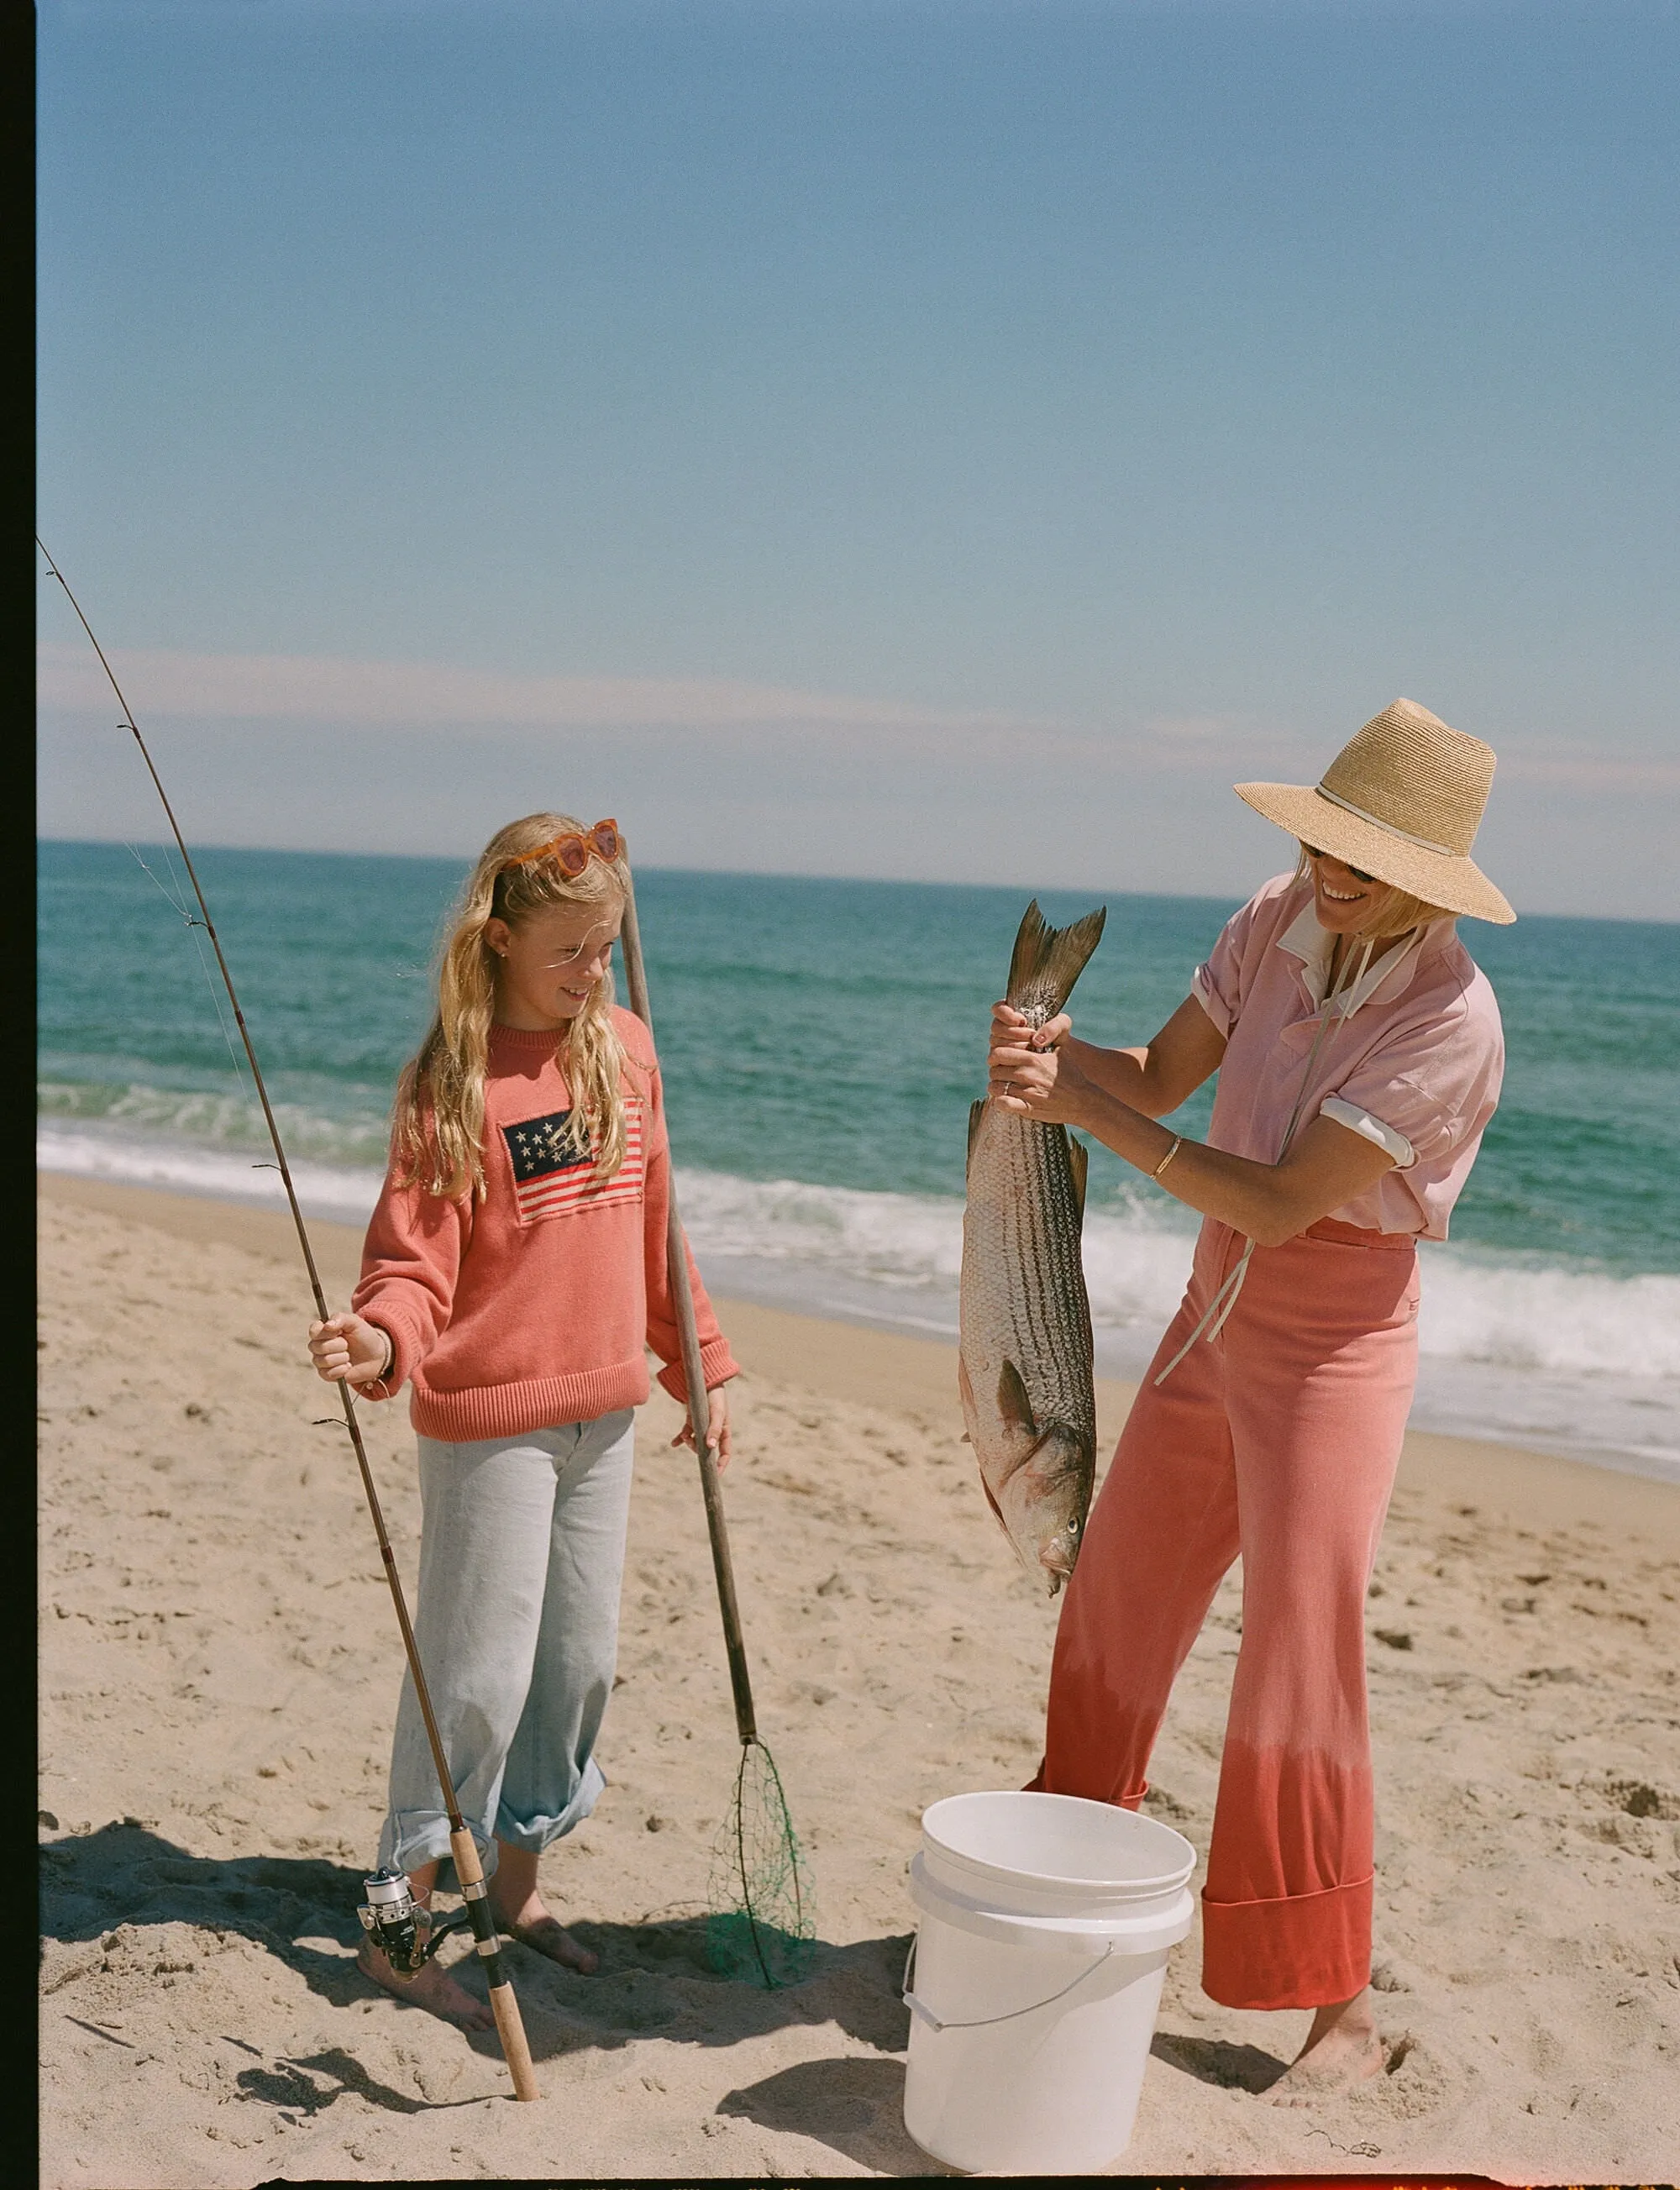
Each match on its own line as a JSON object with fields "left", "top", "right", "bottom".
{"left": 617, "top": 880, "right": 759, "bottom": 1746}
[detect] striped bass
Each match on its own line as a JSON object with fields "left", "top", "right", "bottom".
{"left": 959, "top": 900, "right": 1106, "bottom": 1595}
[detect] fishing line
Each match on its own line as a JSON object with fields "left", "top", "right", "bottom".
{"left": 187, "top": 921, "right": 260, "bottom": 1104}
{"left": 121, "top": 837, "right": 258, "bottom": 1108}
{"left": 38, "top": 539, "right": 541, "bottom": 2104}
{"left": 124, "top": 841, "right": 197, "bottom": 926}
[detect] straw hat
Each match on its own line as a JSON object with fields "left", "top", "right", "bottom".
{"left": 1235, "top": 697, "right": 1515, "bottom": 924}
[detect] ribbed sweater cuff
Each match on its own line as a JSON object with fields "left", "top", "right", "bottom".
{"left": 360, "top": 1300, "right": 429, "bottom": 1402}
{"left": 655, "top": 1337, "right": 740, "bottom": 1406}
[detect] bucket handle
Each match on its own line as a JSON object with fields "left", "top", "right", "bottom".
{"left": 901, "top": 1932, "right": 1116, "bottom": 2034}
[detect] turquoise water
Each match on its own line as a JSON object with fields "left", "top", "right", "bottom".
{"left": 38, "top": 839, "right": 1680, "bottom": 1476}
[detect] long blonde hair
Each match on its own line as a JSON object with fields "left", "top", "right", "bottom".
{"left": 394, "top": 813, "right": 634, "bottom": 1198}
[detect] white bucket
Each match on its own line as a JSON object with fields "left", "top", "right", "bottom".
{"left": 901, "top": 1790, "right": 1196, "bottom": 2176}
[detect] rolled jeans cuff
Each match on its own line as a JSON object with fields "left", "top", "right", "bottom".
{"left": 378, "top": 1809, "right": 491, "bottom": 1880}
{"left": 495, "top": 1754, "right": 607, "bottom": 1853}
{"left": 1200, "top": 1872, "right": 1374, "bottom": 2011}
{"left": 377, "top": 1751, "right": 609, "bottom": 1879}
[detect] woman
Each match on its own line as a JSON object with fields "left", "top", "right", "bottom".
{"left": 988, "top": 700, "right": 1509, "bottom": 2099}
{"left": 308, "top": 813, "right": 738, "bottom": 2028}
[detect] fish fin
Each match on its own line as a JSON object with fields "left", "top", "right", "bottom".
{"left": 1067, "top": 1133, "right": 1089, "bottom": 1227}
{"left": 1005, "top": 900, "right": 1107, "bottom": 1019}
{"left": 966, "top": 1098, "right": 987, "bottom": 1169}
{"left": 996, "top": 1359, "right": 1038, "bottom": 1439}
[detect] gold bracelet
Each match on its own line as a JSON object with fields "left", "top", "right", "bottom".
{"left": 1152, "top": 1134, "right": 1184, "bottom": 1180}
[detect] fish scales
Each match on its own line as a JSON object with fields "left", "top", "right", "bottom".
{"left": 959, "top": 899, "right": 1106, "bottom": 1595}
{"left": 975, "top": 1121, "right": 1091, "bottom": 1428}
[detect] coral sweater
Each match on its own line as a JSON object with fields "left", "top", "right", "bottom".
{"left": 350, "top": 1010, "right": 738, "bottom": 1442}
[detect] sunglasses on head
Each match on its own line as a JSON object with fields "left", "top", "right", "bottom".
{"left": 1302, "top": 843, "right": 1377, "bottom": 885}
{"left": 502, "top": 818, "right": 623, "bottom": 878}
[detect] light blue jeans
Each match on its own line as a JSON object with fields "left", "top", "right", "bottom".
{"left": 376, "top": 1410, "right": 637, "bottom": 1879}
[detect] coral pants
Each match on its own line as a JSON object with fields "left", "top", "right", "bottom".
{"left": 1034, "top": 1216, "right": 1420, "bottom": 2011}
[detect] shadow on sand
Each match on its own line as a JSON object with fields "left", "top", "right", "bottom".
{"left": 41, "top": 1821, "right": 913, "bottom": 2092}
{"left": 1150, "top": 2025, "right": 1289, "bottom": 2093}
{"left": 718, "top": 2055, "right": 958, "bottom": 2176}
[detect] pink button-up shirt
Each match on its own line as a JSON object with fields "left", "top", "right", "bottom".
{"left": 1190, "top": 871, "right": 1504, "bottom": 1240}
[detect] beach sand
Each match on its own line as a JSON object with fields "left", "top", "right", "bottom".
{"left": 38, "top": 1174, "right": 1680, "bottom": 2184}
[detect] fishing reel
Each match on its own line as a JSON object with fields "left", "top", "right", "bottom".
{"left": 356, "top": 1868, "right": 470, "bottom": 1977}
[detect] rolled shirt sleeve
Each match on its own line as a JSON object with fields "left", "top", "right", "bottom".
{"left": 1319, "top": 1096, "right": 1415, "bottom": 1169}
{"left": 1317, "top": 979, "right": 1504, "bottom": 1236}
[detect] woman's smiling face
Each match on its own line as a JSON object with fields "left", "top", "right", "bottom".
{"left": 485, "top": 899, "right": 623, "bottom": 1029}
{"left": 1301, "top": 846, "right": 1396, "bottom": 936}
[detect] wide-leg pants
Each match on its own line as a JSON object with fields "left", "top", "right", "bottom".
{"left": 376, "top": 1410, "right": 636, "bottom": 1880}
{"left": 1034, "top": 1217, "right": 1419, "bottom": 2010}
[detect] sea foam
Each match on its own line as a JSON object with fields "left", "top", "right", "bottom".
{"left": 36, "top": 1127, "right": 1680, "bottom": 1478}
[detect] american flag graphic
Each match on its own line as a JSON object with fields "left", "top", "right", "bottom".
{"left": 502, "top": 1100, "right": 645, "bottom": 1225}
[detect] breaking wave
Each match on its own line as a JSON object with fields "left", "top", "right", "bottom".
{"left": 674, "top": 1168, "right": 1680, "bottom": 1380}
{"left": 36, "top": 1124, "right": 1680, "bottom": 1475}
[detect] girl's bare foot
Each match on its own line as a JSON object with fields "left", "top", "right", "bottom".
{"left": 492, "top": 1901, "right": 599, "bottom": 1972}
{"left": 490, "top": 1841, "right": 599, "bottom": 1972}
{"left": 356, "top": 1935, "right": 496, "bottom": 2030}
{"left": 1265, "top": 1988, "right": 1384, "bottom": 2103}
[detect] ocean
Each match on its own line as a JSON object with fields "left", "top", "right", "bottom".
{"left": 38, "top": 839, "right": 1680, "bottom": 1484}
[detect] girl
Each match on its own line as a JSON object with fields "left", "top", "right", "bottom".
{"left": 309, "top": 812, "right": 738, "bottom": 2028}
{"left": 989, "top": 700, "right": 1509, "bottom": 2100}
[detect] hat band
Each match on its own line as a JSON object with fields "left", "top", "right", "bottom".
{"left": 1313, "top": 784, "right": 1457, "bottom": 858}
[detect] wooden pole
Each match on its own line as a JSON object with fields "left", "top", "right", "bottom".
{"left": 617, "top": 881, "right": 758, "bottom": 1745}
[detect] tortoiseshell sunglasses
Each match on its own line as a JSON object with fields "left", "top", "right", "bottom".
{"left": 503, "top": 818, "right": 624, "bottom": 877}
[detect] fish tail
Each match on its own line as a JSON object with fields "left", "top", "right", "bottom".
{"left": 1005, "top": 900, "right": 1107, "bottom": 1020}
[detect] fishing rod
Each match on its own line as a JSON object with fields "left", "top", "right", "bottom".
{"left": 37, "top": 539, "right": 539, "bottom": 2103}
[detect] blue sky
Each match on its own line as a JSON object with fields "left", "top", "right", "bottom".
{"left": 37, "top": 0, "right": 1679, "bottom": 916}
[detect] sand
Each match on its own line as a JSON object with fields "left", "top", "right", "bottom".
{"left": 37, "top": 1173, "right": 1680, "bottom": 2185}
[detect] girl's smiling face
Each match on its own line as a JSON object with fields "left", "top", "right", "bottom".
{"left": 485, "top": 899, "right": 622, "bottom": 1030}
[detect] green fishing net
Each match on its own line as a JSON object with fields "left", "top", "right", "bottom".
{"left": 705, "top": 1737, "right": 816, "bottom": 1988}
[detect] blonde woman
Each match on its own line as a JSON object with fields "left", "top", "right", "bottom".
{"left": 308, "top": 814, "right": 738, "bottom": 2028}
{"left": 989, "top": 701, "right": 1510, "bottom": 2099}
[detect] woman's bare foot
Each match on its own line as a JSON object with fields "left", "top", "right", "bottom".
{"left": 1266, "top": 1988, "right": 1384, "bottom": 2104}
{"left": 355, "top": 1935, "right": 496, "bottom": 2030}
{"left": 490, "top": 1841, "right": 598, "bottom": 1973}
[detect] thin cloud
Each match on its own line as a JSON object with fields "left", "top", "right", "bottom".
{"left": 39, "top": 644, "right": 1672, "bottom": 792}
{"left": 1495, "top": 752, "right": 1680, "bottom": 792}
{"left": 35, "top": 643, "right": 1043, "bottom": 735}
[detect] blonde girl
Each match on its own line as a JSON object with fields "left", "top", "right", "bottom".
{"left": 309, "top": 813, "right": 738, "bottom": 2028}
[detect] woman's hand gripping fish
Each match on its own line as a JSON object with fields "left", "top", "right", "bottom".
{"left": 959, "top": 900, "right": 1106, "bottom": 1595}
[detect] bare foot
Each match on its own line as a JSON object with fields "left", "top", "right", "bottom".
{"left": 1265, "top": 1988, "right": 1384, "bottom": 2104}
{"left": 356, "top": 1935, "right": 496, "bottom": 2030}
{"left": 494, "top": 1903, "right": 599, "bottom": 1974}
{"left": 489, "top": 1842, "right": 599, "bottom": 1973}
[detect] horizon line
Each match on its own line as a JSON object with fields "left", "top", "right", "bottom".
{"left": 35, "top": 835, "right": 1677, "bottom": 927}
